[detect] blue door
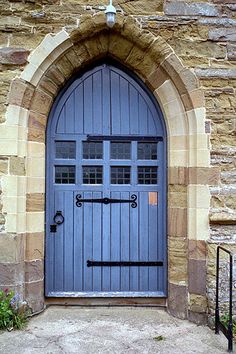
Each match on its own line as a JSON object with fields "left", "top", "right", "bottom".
{"left": 45, "top": 63, "right": 167, "bottom": 297}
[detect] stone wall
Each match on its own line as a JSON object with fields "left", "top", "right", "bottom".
{"left": 0, "top": 0, "right": 235, "bottom": 321}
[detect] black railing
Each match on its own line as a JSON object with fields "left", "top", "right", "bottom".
{"left": 215, "top": 245, "right": 233, "bottom": 352}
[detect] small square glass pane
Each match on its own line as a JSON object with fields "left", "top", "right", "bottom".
{"left": 111, "top": 167, "right": 131, "bottom": 184}
{"left": 83, "top": 142, "right": 103, "bottom": 159}
{"left": 138, "top": 143, "right": 157, "bottom": 160}
{"left": 55, "top": 166, "right": 75, "bottom": 184}
{"left": 111, "top": 142, "right": 131, "bottom": 159}
{"left": 55, "top": 141, "right": 76, "bottom": 159}
{"left": 83, "top": 166, "right": 103, "bottom": 184}
{"left": 138, "top": 167, "right": 157, "bottom": 184}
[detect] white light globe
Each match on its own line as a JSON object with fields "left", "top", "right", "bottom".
{"left": 105, "top": 2, "right": 116, "bottom": 28}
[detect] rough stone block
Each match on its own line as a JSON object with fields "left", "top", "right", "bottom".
{"left": 0, "top": 47, "right": 30, "bottom": 65}
{"left": 168, "top": 283, "right": 188, "bottom": 319}
{"left": 209, "top": 28, "right": 236, "bottom": 42}
{"left": 188, "top": 259, "right": 206, "bottom": 295}
{"left": 188, "top": 311, "right": 207, "bottom": 325}
{"left": 9, "top": 156, "right": 25, "bottom": 176}
{"left": 189, "top": 294, "right": 208, "bottom": 313}
{"left": 164, "top": 2, "right": 220, "bottom": 17}
{"left": 227, "top": 44, "right": 236, "bottom": 60}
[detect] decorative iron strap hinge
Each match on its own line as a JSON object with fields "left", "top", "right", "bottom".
{"left": 87, "top": 260, "right": 163, "bottom": 267}
{"left": 76, "top": 194, "right": 137, "bottom": 208}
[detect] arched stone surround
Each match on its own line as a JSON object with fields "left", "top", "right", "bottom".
{"left": 1, "top": 13, "right": 219, "bottom": 322}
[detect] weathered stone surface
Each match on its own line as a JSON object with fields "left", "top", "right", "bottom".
{"left": 7, "top": 78, "right": 34, "bottom": 109}
{"left": 168, "top": 237, "right": 188, "bottom": 283}
{"left": 25, "top": 232, "right": 44, "bottom": 261}
{"left": 209, "top": 209, "right": 236, "bottom": 225}
{"left": 25, "top": 280, "right": 44, "bottom": 313}
{"left": 0, "top": 47, "right": 29, "bottom": 65}
{"left": 168, "top": 283, "right": 188, "bottom": 319}
{"left": 168, "top": 167, "right": 188, "bottom": 185}
{"left": 196, "top": 68, "right": 236, "bottom": 78}
{"left": 164, "top": 2, "right": 220, "bottom": 17}
{"left": 189, "top": 259, "right": 206, "bottom": 295}
{"left": 227, "top": 44, "right": 236, "bottom": 60}
{"left": 0, "top": 262, "right": 24, "bottom": 285}
{"left": 168, "top": 208, "right": 187, "bottom": 237}
{"left": 168, "top": 185, "right": 187, "bottom": 208}
{"left": 0, "top": 233, "right": 24, "bottom": 263}
{"left": 25, "top": 260, "right": 44, "bottom": 282}
{"left": 9, "top": 156, "right": 25, "bottom": 176}
{"left": 26, "top": 193, "right": 45, "bottom": 212}
{"left": 30, "top": 89, "right": 53, "bottom": 115}
{"left": 189, "top": 294, "right": 208, "bottom": 313}
{"left": 189, "top": 240, "right": 206, "bottom": 260}
{"left": 209, "top": 28, "right": 236, "bottom": 42}
{"left": 0, "top": 158, "right": 8, "bottom": 175}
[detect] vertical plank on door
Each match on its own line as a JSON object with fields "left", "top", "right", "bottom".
{"left": 64, "top": 191, "right": 74, "bottom": 291}
{"left": 73, "top": 190, "right": 83, "bottom": 291}
{"left": 102, "top": 191, "right": 111, "bottom": 291}
{"left": 130, "top": 191, "right": 139, "bottom": 291}
{"left": 148, "top": 192, "right": 158, "bottom": 291}
{"left": 83, "top": 192, "right": 93, "bottom": 291}
{"left": 139, "top": 192, "right": 149, "bottom": 291}
{"left": 110, "top": 191, "right": 121, "bottom": 291}
{"left": 93, "top": 191, "right": 102, "bottom": 291}
{"left": 54, "top": 190, "right": 64, "bottom": 291}
{"left": 120, "top": 191, "right": 130, "bottom": 290}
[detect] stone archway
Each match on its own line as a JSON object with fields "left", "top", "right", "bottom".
{"left": 2, "top": 12, "right": 213, "bottom": 322}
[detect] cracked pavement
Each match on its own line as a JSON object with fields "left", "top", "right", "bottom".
{"left": 0, "top": 307, "right": 230, "bottom": 353}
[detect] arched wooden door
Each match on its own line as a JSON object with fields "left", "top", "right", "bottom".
{"left": 45, "top": 62, "right": 167, "bottom": 297}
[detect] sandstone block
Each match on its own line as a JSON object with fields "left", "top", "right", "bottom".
{"left": 9, "top": 156, "right": 25, "bottom": 176}
{"left": 7, "top": 78, "right": 35, "bottom": 109}
{"left": 168, "top": 283, "right": 188, "bottom": 319}
{"left": 0, "top": 262, "right": 24, "bottom": 285}
{"left": 26, "top": 193, "right": 45, "bottom": 212}
{"left": 30, "top": 89, "right": 52, "bottom": 115}
{"left": 195, "top": 68, "right": 236, "bottom": 78}
{"left": 168, "top": 207, "right": 187, "bottom": 237}
{"left": 164, "top": 2, "right": 220, "bottom": 17}
{"left": 0, "top": 47, "right": 29, "bottom": 65}
{"left": 25, "top": 259, "right": 44, "bottom": 283}
{"left": 189, "top": 240, "right": 206, "bottom": 260}
{"left": 168, "top": 167, "right": 188, "bottom": 185}
{"left": 25, "top": 280, "right": 44, "bottom": 313}
{"left": 0, "top": 233, "right": 24, "bottom": 263}
{"left": 25, "top": 232, "right": 44, "bottom": 261}
{"left": 188, "top": 259, "right": 206, "bottom": 295}
{"left": 0, "top": 158, "right": 8, "bottom": 175}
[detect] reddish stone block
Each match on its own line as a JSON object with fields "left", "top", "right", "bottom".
{"left": 168, "top": 283, "right": 188, "bottom": 319}
{"left": 0, "top": 47, "right": 30, "bottom": 65}
{"left": 25, "top": 260, "right": 44, "bottom": 283}
{"left": 189, "top": 240, "right": 207, "bottom": 260}
{"left": 188, "top": 259, "right": 206, "bottom": 295}
{"left": 7, "top": 78, "right": 34, "bottom": 109}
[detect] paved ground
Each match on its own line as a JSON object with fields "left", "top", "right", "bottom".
{"left": 0, "top": 306, "right": 232, "bottom": 353}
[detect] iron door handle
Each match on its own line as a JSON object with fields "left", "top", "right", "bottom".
{"left": 53, "top": 210, "right": 64, "bottom": 225}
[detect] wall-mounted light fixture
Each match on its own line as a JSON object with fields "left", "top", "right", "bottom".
{"left": 105, "top": 0, "right": 116, "bottom": 28}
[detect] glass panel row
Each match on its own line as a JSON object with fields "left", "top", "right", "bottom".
{"left": 55, "top": 141, "right": 158, "bottom": 160}
{"left": 55, "top": 166, "right": 158, "bottom": 185}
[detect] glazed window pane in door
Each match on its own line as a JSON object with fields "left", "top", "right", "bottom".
{"left": 46, "top": 63, "right": 167, "bottom": 297}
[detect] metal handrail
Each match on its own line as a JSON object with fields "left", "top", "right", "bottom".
{"left": 215, "top": 245, "right": 233, "bottom": 352}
